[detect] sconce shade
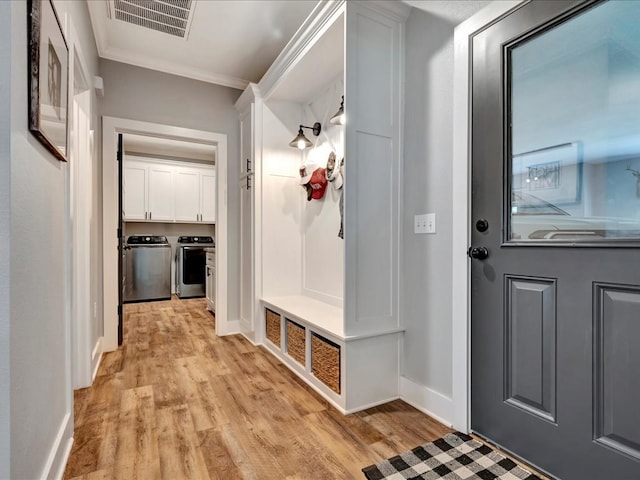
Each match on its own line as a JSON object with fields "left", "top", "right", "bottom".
{"left": 289, "top": 122, "right": 322, "bottom": 149}
{"left": 289, "top": 128, "right": 313, "bottom": 149}
{"left": 330, "top": 96, "right": 345, "bottom": 125}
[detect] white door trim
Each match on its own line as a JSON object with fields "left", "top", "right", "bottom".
{"left": 451, "top": 0, "right": 524, "bottom": 432}
{"left": 68, "top": 18, "right": 98, "bottom": 390}
{"left": 101, "top": 117, "right": 229, "bottom": 351}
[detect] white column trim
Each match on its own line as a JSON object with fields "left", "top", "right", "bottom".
{"left": 451, "top": 0, "right": 525, "bottom": 433}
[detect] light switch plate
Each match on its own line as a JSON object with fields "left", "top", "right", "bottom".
{"left": 414, "top": 213, "right": 436, "bottom": 234}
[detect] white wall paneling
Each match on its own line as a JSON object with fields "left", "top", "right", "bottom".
{"left": 236, "top": 85, "right": 262, "bottom": 344}
{"left": 344, "top": 1, "right": 405, "bottom": 337}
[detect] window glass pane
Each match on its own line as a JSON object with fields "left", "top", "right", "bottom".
{"left": 510, "top": 1, "right": 640, "bottom": 242}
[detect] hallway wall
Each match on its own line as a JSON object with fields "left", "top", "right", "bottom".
{"left": 5, "top": 1, "right": 100, "bottom": 477}
{"left": 99, "top": 59, "right": 243, "bottom": 323}
{"left": 400, "top": 2, "right": 489, "bottom": 423}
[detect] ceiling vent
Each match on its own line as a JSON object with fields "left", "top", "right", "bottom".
{"left": 107, "top": 0, "right": 196, "bottom": 39}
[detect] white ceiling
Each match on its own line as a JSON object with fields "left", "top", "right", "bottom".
{"left": 87, "top": 0, "right": 491, "bottom": 93}
{"left": 87, "top": 0, "right": 320, "bottom": 90}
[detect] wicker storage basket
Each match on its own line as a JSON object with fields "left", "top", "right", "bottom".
{"left": 311, "top": 334, "right": 341, "bottom": 394}
{"left": 265, "top": 308, "right": 281, "bottom": 348}
{"left": 286, "top": 320, "right": 306, "bottom": 366}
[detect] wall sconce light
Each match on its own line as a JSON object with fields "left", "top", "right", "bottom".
{"left": 289, "top": 122, "right": 322, "bottom": 149}
{"left": 329, "top": 96, "right": 345, "bottom": 125}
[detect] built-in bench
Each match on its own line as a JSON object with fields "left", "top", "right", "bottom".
{"left": 260, "top": 296, "right": 404, "bottom": 413}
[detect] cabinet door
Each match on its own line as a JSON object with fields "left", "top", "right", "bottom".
{"left": 148, "top": 165, "right": 174, "bottom": 221}
{"left": 210, "top": 265, "right": 216, "bottom": 312}
{"left": 123, "top": 162, "right": 147, "bottom": 220}
{"left": 174, "top": 169, "right": 200, "bottom": 222}
{"left": 200, "top": 170, "right": 216, "bottom": 223}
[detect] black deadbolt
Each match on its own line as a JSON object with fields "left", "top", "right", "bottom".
{"left": 476, "top": 218, "right": 489, "bottom": 232}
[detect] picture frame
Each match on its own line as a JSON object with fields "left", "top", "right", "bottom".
{"left": 28, "top": 0, "right": 69, "bottom": 162}
{"left": 512, "top": 142, "right": 582, "bottom": 205}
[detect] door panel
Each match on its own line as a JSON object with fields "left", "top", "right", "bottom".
{"left": 471, "top": 1, "right": 640, "bottom": 478}
{"left": 594, "top": 283, "right": 640, "bottom": 460}
{"left": 504, "top": 276, "right": 557, "bottom": 423}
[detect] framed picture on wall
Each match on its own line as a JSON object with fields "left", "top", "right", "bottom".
{"left": 28, "top": 0, "right": 69, "bottom": 162}
{"left": 512, "top": 141, "right": 582, "bottom": 206}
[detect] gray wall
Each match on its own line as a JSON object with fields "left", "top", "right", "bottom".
{"left": 5, "top": 1, "right": 100, "bottom": 477}
{"left": 400, "top": 2, "right": 496, "bottom": 411}
{"left": 99, "top": 59, "right": 242, "bottom": 322}
{"left": 0, "top": 1, "right": 11, "bottom": 476}
{"left": 10, "top": 0, "right": 72, "bottom": 475}
{"left": 401, "top": 9, "right": 460, "bottom": 401}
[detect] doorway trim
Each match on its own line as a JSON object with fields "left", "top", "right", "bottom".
{"left": 101, "top": 116, "right": 229, "bottom": 352}
{"left": 451, "top": 0, "right": 523, "bottom": 432}
{"left": 68, "top": 18, "right": 100, "bottom": 390}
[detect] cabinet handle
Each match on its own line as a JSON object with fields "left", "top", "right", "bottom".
{"left": 246, "top": 157, "right": 251, "bottom": 173}
{"left": 144, "top": 211, "right": 147, "bottom": 220}
{"left": 149, "top": 211, "right": 152, "bottom": 220}
{"left": 247, "top": 176, "right": 251, "bottom": 190}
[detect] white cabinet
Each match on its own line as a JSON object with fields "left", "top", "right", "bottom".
{"left": 174, "top": 166, "right": 216, "bottom": 223}
{"left": 123, "top": 161, "right": 147, "bottom": 220}
{"left": 200, "top": 170, "right": 216, "bottom": 223}
{"left": 123, "top": 156, "right": 215, "bottom": 223}
{"left": 148, "top": 164, "right": 174, "bottom": 221}
{"left": 174, "top": 168, "right": 200, "bottom": 222}
{"left": 123, "top": 158, "right": 174, "bottom": 221}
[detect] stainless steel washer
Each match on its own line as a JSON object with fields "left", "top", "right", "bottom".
{"left": 123, "top": 235, "right": 172, "bottom": 302}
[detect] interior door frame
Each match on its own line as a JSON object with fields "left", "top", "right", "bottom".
{"left": 451, "top": 0, "right": 524, "bottom": 432}
{"left": 101, "top": 116, "right": 231, "bottom": 352}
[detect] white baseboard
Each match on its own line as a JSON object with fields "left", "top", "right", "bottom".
{"left": 41, "top": 412, "right": 73, "bottom": 480}
{"left": 217, "top": 318, "right": 240, "bottom": 336}
{"left": 400, "top": 376, "right": 454, "bottom": 428}
{"left": 240, "top": 330, "right": 258, "bottom": 346}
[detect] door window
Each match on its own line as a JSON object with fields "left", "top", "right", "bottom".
{"left": 508, "top": 1, "right": 640, "bottom": 243}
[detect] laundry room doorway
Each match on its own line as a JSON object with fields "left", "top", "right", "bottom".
{"left": 102, "top": 117, "right": 231, "bottom": 352}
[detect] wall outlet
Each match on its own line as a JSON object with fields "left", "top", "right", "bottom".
{"left": 414, "top": 213, "right": 436, "bottom": 234}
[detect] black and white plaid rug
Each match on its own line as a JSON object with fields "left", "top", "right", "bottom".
{"left": 362, "top": 432, "right": 541, "bottom": 480}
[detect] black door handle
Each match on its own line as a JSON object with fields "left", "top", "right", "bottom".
{"left": 468, "top": 246, "right": 489, "bottom": 260}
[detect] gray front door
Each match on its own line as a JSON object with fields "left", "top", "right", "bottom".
{"left": 470, "top": 1, "right": 640, "bottom": 479}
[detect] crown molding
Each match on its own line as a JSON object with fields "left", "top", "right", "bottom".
{"left": 258, "top": 0, "right": 346, "bottom": 101}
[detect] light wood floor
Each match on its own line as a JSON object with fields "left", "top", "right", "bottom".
{"left": 63, "top": 297, "right": 452, "bottom": 480}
